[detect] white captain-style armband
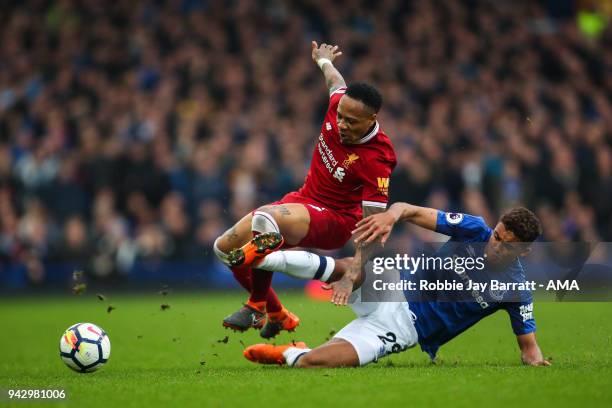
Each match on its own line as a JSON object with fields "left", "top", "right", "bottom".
{"left": 317, "top": 58, "right": 332, "bottom": 70}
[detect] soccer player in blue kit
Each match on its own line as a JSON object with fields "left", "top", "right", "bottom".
{"left": 241, "top": 202, "right": 551, "bottom": 368}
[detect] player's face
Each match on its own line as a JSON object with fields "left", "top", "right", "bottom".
{"left": 336, "top": 96, "right": 377, "bottom": 144}
{"left": 484, "top": 223, "right": 531, "bottom": 266}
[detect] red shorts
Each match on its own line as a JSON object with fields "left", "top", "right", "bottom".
{"left": 266, "top": 191, "right": 359, "bottom": 250}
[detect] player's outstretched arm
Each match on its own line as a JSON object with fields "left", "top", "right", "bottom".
{"left": 517, "top": 332, "right": 551, "bottom": 366}
{"left": 328, "top": 205, "right": 385, "bottom": 305}
{"left": 311, "top": 41, "right": 346, "bottom": 94}
{"left": 353, "top": 202, "right": 438, "bottom": 245}
{"left": 326, "top": 246, "right": 362, "bottom": 306}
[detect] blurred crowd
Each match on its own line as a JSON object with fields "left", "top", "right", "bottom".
{"left": 0, "top": 0, "right": 611, "bottom": 283}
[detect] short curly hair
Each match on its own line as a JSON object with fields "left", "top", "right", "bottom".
{"left": 500, "top": 207, "right": 542, "bottom": 242}
{"left": 345, "top": 82, "right": 383, "bottom": 113}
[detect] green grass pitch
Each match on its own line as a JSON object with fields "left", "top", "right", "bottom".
{"left": 1, "top": 292, "right": 611, "bottom": 407}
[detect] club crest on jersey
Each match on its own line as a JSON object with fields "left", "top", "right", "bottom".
{"left": 446, "top": 213, "right": 463, "bottom": 225}
{"left": 326, "top": 122, "right": 332, "bottom": 131}
{"left": 489, "top": 288, "right": 507, "bottom": 301}
{"left": 342, "top": 153, "right": 359, "bottom": 168}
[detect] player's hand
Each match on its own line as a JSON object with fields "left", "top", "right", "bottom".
{"left": 352, "top": 211, "right": 399, "bottom": 246}
{"left": 523, "top": 358, "right": 552, "bottom": 366}
{"left": 322, "top": 276, "right": 353, "bottom": 306}
{"left": 312, "top": 41, "right": 342, "bottom": 64}
{"left": 521, "top": 352, "right": 552, "bottom": 366}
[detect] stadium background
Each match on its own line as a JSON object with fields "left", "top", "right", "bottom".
{"left": 1, "top": 0, "right": 611, "bottom": 290}
{"left": 1, "top": 1, "right": 611, "bottom": 407}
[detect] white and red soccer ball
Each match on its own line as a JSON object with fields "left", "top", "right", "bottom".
{"left": 59, "top": 323, "right": 111, "bottom": 372}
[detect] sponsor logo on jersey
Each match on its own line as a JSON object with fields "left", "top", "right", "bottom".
{"left": 446, "top": 212, "right": 464, "bottom": 225}
{"left": 333, "top": 167, "right": 346, "bottom": 182}
{"left": 326, "top": 122, "right": 332, "bottom": 131}
{"left": 342, "top": 153, "right": 359, "bottom": 168}
{"left": 317, "top": 134, "right": 339, "bottom": 175}
{"left": 519, "top": 303, "right": 534, "bottom": 322}
{"left": 452, "top": 262, "right": 489, "bottom": 309}
{"left": 377, "top": 177, "right": 389, "bottom": 196}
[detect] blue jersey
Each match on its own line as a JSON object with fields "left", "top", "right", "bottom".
{"left": 406, "top": 211, "right": 536, "bottom": 359}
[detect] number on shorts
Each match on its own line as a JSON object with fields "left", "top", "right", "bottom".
{"left": 377, "top": 331, "right": 405, "bottom": 355}
{"left": 377, "top": 332, "right": 397, "bottom": 344}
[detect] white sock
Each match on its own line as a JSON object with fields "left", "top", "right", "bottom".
{"left": 252, "top": 211, "right": 280, "bottom": 234}
{"left": 256, "top": 251, "right": 335, "bottom": 282}
{"left": 283, "top": 347, "right": 311, "bottom": 366}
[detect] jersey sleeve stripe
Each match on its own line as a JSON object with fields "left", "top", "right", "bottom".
{"left": 362, "top": 200, "right": 387, "bottom": 208}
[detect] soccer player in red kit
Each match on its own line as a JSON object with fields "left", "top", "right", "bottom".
{"left": 213, "top": 41, "right": 396, "bottom": 338}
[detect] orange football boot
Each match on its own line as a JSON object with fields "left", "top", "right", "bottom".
{"left": 227, "top": 232, "right": 284, "bottom": 267}
{"left": 259, "top": 307, "right": 300, "bottom": 339}
{"left": 243, "top": 341, "right": 308, "bottom": 365}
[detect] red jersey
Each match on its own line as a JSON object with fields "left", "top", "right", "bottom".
{"left": 298, "top": 87, "right": 397, "bottom": 219}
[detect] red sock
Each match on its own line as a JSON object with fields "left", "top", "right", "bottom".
{"left": 250, "top": 269, "right": 282, "bottom": 312}
{"left": 265, "top": 287, "right": 283, "bottom": 313}
{"left": 233, "top": 266, "right": 282, "bottom": 313}
{"left": 231, "top": 265, "right": 252, "bottom": 292}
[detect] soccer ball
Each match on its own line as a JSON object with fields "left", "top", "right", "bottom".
{"left": 59, "top": 323, "right": 111, "bottom": 372}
